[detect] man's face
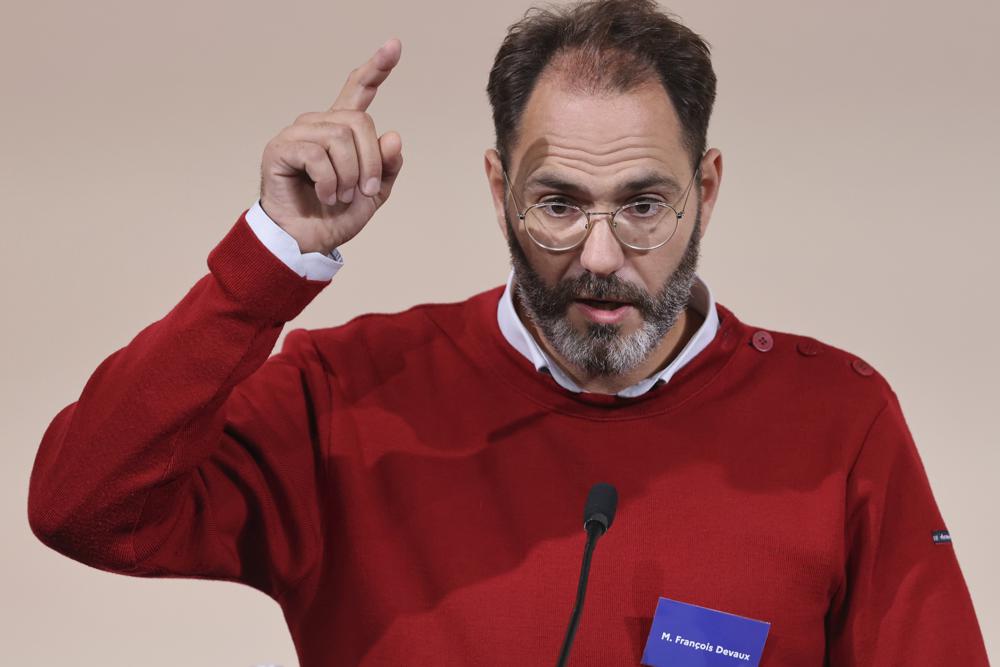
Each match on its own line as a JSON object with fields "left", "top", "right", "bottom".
{"left": 486, "top": 72, "right": 722, "bottom": 379}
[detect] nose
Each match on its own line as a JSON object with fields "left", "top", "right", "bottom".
{"left": 578, "top": 213, "right": 625, "bottom": 277}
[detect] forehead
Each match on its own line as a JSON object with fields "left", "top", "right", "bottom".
{"left": 511, "top": 75, "right": 687, "bottom": 185}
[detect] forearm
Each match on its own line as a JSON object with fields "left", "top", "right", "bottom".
{"left": 27, "top": 211, "right": 329, "bottom": 572}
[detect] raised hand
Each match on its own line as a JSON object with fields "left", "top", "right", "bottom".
{"left": 259, "top": 38, "right": 404, "bottom": 255}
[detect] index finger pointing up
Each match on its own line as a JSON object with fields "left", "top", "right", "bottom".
{"left": 330, "top": 38, "right": 402, "bottom": 112}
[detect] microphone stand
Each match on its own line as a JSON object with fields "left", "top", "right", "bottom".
{"left": 555, "top": 521, "right": 604, "bottom": 667}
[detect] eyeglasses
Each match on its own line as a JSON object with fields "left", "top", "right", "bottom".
{"left": 502, "top": 165, "right": 700, "bottom": 252}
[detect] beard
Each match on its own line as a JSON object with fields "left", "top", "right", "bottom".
{"left": 504, "top": 202, "right": 702, "bottom": 379}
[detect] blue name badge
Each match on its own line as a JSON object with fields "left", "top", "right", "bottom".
{"left": 641, "top": 597, "right": 770, "bottom": 666}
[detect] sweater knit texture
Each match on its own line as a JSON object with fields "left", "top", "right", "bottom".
{"left": 27, "top": 211, "right": 989, "bottom": 666}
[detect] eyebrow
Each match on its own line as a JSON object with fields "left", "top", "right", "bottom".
{"left": 523, "top": 171, "right": 683, "bottom": 200}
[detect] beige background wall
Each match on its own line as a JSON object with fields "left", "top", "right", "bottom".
{"left": 1, "top": 0, "right": 996, "bottom": 664}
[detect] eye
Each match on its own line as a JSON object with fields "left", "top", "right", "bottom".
{"left": 536, "top": 198, "right": 578, "bottom": 218}
{"left": 628, "top": 198, "right": 667, "bottom": 217}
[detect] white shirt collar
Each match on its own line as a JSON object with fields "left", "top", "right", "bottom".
{"left": 496, "top": 270, "right": 719, "bottom": 398}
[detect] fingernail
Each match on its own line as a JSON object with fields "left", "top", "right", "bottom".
{"left": 339, "top": 188, "right": 354, "bottom": 203}
{"left": 364, "top": 177, "right": 380, "bottom": 196}
{"left": 327, "top": 193, "right": 339, "bottom": 206}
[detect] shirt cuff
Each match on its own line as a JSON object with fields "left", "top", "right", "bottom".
{"left": 244, "top": 199, "right": 344, "bottom": 281}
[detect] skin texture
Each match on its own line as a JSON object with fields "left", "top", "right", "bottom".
{"left": 484, "top": 71, "right": 724, "bottom": 395}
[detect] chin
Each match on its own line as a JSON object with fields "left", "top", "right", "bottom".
{"left": 549, "top": 315, "right": 664, "bottom": 379}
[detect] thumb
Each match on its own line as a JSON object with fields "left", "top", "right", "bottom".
{"left": 377, "top": 131, "right": 404, "bottom": 197}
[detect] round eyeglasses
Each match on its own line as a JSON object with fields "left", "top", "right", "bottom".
{"left": 503, "top": 166, "right": 700, "bottom": 252}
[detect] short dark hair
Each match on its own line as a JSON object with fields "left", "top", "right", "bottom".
{"left": 486, "top": 0, "right": 716, "bottom": 173}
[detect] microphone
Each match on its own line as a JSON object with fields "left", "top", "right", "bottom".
{"left": 555, "top": 483, "right": 618, "bottom": 667}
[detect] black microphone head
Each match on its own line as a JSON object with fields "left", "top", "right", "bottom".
{"left": 583, "top": 482, "right": 618, "bottom": 535}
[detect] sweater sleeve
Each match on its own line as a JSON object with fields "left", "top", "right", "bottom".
{"left": 825, "top": 391, "right": 989, "bottom": 665}
{"left": 27, "top": 211, "right": 332, "bottom": 602}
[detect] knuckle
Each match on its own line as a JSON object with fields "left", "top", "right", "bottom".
{"left": 331, "top": 108, "right": 370, "bottom": 124}
{"left": 265, "top": 140, "right": 288, "bottom": 161}
{"left": 327, "top": 124, "right": 353, "bottom": 141}
{"left": 270, "top": 126, "right": 295, "bottom": 147}
{"left": 294, "top": 111, "right": 319, "bottom": 125}
{"left": 301, "top": 143, "right": 326, "bottom": 160}
{"left": 346, "top": 109, "right": 373, "bottom": 128}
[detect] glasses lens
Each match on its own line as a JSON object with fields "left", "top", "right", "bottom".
{"left": 524, "top": 202, "right": 588, "bottom": 250}
{"left": 613, "top": 202, "right": 678, "bottom": 250}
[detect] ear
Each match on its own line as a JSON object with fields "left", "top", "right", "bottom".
{"left": 484, "top": 148, "right": 510, "bottom": 241}
{"left": 695, "top": 148, "right": 723, "bottom": 239}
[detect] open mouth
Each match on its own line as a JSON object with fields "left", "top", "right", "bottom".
{"left": 573, "top": 297, "right": 636, "bottom": 324}
{"left": 576, "top": 298, "right": 630, "bottom": 311}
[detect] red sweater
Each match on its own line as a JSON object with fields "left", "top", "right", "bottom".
{"left": 28, "top": 211, "right": 988, "bottom": 666}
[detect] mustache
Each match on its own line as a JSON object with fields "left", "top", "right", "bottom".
{"left": 534, "top": 272, "right": 658, "bottom": 318}
{"left": 568, "top": 274, "right": 647, "bottom": 303}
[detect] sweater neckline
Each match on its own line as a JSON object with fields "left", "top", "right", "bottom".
{"left": 452, "top": 286, "right": 748, "bottom": 421}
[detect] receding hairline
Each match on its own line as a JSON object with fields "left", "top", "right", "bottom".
{"left": 501, "top": 46, "right": 678, "bottom": 166}
{"left": 502, "top": 50, "right": 683, "bottom": 172}
{"left": 540, "top": 45, "right": 662, "bottom": 97}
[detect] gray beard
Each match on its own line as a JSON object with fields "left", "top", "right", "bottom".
{"left": 504, "top": 203, "right": 702, "bottom": 378}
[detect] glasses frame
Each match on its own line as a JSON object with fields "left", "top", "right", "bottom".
{"left": 502, "top": 163, "right": 701, "bottom": 252}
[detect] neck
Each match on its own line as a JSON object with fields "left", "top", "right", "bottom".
{"left": 512, "top": 288, "right": 705, "bottom": 395}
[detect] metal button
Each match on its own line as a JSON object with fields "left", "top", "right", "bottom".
{"left": 797, "top": 339, "right": 820, "bottom": 356}
{"left": 851, "top": 359, "right": 874, "bottom": 376}
{"left": 751, "top": 330, "right": 773, "bottom": 352}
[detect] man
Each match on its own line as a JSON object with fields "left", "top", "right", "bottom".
{"left": 27, "top": 0, "right": 988, "bottom": 665}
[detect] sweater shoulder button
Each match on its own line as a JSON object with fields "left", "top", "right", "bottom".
{"left": 851, "top": 358, "right": 874, "bottom": 376}
{"left": 796, "top": 338, "right": 821, "bottom": 356}
{"left": 750, "top": 330, "right": 773, "bottom": 352}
